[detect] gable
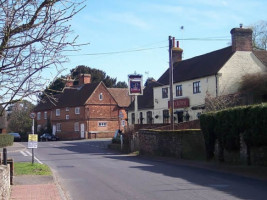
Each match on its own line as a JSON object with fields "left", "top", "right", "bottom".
{"left": 86, "top": 82, "right": 117, "bottom": 105}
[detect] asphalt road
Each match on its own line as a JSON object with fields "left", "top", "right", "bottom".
{"left": 10, "top": 140, "right": 267, "bottom": 200}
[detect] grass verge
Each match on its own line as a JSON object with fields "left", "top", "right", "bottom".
{"left": 14, "top": 162, "right": 52, "bottom": 176}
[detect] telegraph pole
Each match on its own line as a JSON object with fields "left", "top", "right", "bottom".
{"left": 169, "top": 36, "right": 174, "bottom": 130}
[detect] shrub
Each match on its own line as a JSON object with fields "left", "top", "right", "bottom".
{"left": 0, "top": 134, "right": 14, "bottom": 148}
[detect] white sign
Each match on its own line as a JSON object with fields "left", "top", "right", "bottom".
{"left": 28, "top": 134, "right": 38, "bottom": 149}
{"left": 30, "top": 112, "right": 36, "bottom": 119}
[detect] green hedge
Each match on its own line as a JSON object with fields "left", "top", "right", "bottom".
{"left": 0, "top": 134, "right": 14, "bottom": 148}
{"left": 200, "top": 103, "right": 267, "bottom": 162}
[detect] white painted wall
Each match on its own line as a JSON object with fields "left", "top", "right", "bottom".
{"left": 127, "top": 51, "right": 267, "bottom": 125}
{"left": 218, "top": 51, "right": 266, "bottom": 95}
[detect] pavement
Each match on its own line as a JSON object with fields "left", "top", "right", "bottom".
{"left": 1, "top": 143, "right": 65, "bottom": 200}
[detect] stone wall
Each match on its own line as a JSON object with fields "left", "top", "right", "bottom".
{"left": 0, "top": 165, "right": 10, "bottom": 200}
{"left": 138, "top": 129, "right": 205, "bottom": 159}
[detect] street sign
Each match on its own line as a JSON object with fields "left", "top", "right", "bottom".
{"left": 30, "top": 112, "right": 36, "bottom": 119}
{"left": 28, "top": 134, "right": 38, "bottom": 149}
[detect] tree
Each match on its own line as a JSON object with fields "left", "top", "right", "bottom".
{"left": 238, "top": 72, "right": 267, "bottom": 104}
{"left": 71, "top": 65, "right": 127, "bottom": 88}
{"left": 0, "top": 0, "right": 85, "bottom": 113}
{"left": 7, "top": 100, "right": 34, "bottom": 136}
{"left": 251, "top": 20, "right": 267, "bottom": 50}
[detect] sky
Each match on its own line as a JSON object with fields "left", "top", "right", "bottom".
{"left": 59, "top": 0, "right": 267, "bottom": 84}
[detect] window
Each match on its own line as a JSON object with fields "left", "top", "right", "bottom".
{"left": 176, "top": 85, "right": 183, "bottom": 96}
{"left": 37, "top": 125, "right": 41, "bottom": 131}
{"left": 131, "top": 113, "right": 135, "bottom": 124}
{"left": 56, "top": 123, "right": 61, "bottom": 132}
{"left": 56, "top": 109, "right": 60, "bottom": 116}
{"left": 44, "top": 112, "right": 47, "bottom": 120}
{"left": 99, "top": 93, "right": 103, "bottom": 100}
{"left": 37, "top": 112, "right": 41, "bottom": 120}
{"left": 66, "top": 115, "right": 69, "bottom": 120}
{"left": 193, "top": 81, "right": 201, "bottom": 94}
{"left": 66, "top": 107, "right": 69, "bottom": 112}
{"left": 75, "top": 107, "right": 80, "bottom": 114}
{"left": 162, "top": 87, "right": 168, "bottom": 98}
{"left": 74, "top": 122, "right": 79, "bottom": 131}
{"left": 98, "top": 122, "right": 107, "bottom": 127}
{"left": 163, "top": 110, "right": 169, "bottom": 124}
{"left": 147, "top": 111, "right": 153, "bottom": 124}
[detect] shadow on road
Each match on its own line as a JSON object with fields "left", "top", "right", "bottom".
{"left": 46, "top": 140, "right": 267, "bottom": 200}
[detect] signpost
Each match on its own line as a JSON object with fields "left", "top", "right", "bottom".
{"left": 128, "top": 74, "right": 143, "bottom": 125}
{"left": 29, "top": 112, "right": 37, "bottom": 164}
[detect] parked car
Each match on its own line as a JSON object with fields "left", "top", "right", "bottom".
{"left": 40, "top": 133, "right": 59, "bottom": 141}
{"left": 8, "top": 132, "right": 21, "bottom": 142}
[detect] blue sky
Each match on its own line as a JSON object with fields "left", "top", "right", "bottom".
{"left": 61, "top": 0, "right": 267, "bottom": 83}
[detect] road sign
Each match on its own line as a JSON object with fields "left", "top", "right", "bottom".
{"left": 28, "top": 134, "right": 38, "bottom": 148}
{"left": 30, "top": 112, "right": 36, "bottom": 119}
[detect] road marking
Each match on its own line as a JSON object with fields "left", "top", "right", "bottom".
{"left": 20, "top": 151, "right": 28, "bottom": 156}
{"left": 21, "top": 150, "right": 43, "bottom": 164}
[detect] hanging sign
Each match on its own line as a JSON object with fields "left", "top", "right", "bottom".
{"left": 128, "top": 74, "right": 143, "bottom": 95}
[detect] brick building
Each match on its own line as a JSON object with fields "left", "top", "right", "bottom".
{"left": 34, "top": 74, "right": 131, "bottom": 139}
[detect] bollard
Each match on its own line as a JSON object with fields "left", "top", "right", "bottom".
{"left": 3, "top": 147, "right": 7, "bottom": 165}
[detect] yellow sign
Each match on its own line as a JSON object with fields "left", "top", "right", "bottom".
{"left": 28, "top": 134, "right": 38, "bottom": 148}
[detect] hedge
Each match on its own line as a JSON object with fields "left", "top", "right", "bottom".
{"left": 0, "top": 134, "right": 14, "bottom": 148}
{"left": 200, "top": 103, "right": 267, "bottom": 162}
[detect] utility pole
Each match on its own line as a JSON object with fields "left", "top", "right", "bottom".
{"left": 169, "top": 36, "right": 174, "bottom": 130}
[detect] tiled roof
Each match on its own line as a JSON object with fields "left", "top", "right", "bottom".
{"left": 108, "top": 88, "right": 132, "bottom": 107}
{"left": 34, "top": 82, "right": 100, "bottom": 111}
{"left": 128, "top": 80, "right": 163, "bottom": 111}
{"left": 157, "top": 46, "right": 234, "bottom": 85}
{"left": 253, "top": 50, "right": 267, "bottom": 67}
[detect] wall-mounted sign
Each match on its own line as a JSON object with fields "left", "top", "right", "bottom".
{"left": 168, "top": 98, "right": 190, "bottom": 109}
{"left": 128, "top": 74, "right": 143, "bottom": 95}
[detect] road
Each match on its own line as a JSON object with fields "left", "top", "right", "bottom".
{"left": 9, "top": 139, "right": 267, "bottom": 200}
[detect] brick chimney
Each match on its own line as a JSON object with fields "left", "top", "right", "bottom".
{"left": 172, "top": 38, "right": 183, "bottom": 64}
{"left": 231, "top": 26, "right": 253, "bottom": 52}
{"left": 79, "top": 74, "right": 91, "bottom": 85}
{"left": 65, "top": 76, "right": 74, "bottom": 87}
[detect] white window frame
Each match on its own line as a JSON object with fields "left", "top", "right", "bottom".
{"left": 193, "top": 81, "right": 201, "bottom": 94}
{"left": 74, "top": 122, "right": 79, "bottom": 131}
{"left": 56, "top": 109, "right": 60, "bottom": 116}
{"left": 66, "top": 107, "right": 69, "bottom": 112}
{"left": 75, "top": 107, "right": 80, "bottom": 115}
{"left": 66, "top": 115, "right": 69, "bottom": 120}
{"left": 37, "top": 112, "right": 41, "bottom": 120}
{"left": 44, "top": 111, "right": 47, "bottom": 120}
{"left": 99, "top": 93, "right": 103, "bottom": 100}
{"left": 98, "top": 122, "right": 107, "bottom": 127}
{"left": 56, "top": 123, "right": 61, "bottom": 132}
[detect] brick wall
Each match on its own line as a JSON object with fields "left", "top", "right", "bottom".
{"left": 0, "top": 165, "right": 10, "bottom": 200}
{"left": 138, "top": 129, "right": 205, "bottom": 159}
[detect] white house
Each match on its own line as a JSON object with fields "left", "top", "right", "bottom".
{"left": 128, "top": 26, "right": 267, "bottom": 124}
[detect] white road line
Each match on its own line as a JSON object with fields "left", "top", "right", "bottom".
{"left": 20, "top": 151, "right": 28, "bottom": 156}
{"left": 23, "top": 150, "right": 43, "bottom": 164}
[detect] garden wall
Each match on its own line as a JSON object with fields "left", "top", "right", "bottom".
{"left": 138, "top": 129, "right": 205, "bottom": 160}
{"left": 0, "top": 165, "right": 10, "bottom": 200}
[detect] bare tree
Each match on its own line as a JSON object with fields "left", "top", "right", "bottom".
{"left": 251, "top": 20, "right": 267, "bottom": 50}
{"left": 0, "top": 0, "right": 85, "bottom": 113}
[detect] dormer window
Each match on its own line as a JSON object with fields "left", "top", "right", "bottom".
{"left": 99, "top": 93, "right": 103, "bottom": 100}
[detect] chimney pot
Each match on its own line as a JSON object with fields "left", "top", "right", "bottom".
{"left": 172, "top": 37, "right": 175, "bottom": 48}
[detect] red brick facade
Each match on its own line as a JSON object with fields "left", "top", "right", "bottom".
{"left": 35, "top": 81, "right": 130, "bottom": 140}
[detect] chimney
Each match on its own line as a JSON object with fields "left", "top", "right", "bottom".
{"left": 172, "top": 38, "right": 183, "bottom": 63}
{"left": 79, "top": 74, "right": 91, "bottom": 85}
{"left": 230, "top": 26, "right": 253, "bottom": 52}
{"left": 65, "top": 76, "right": 74, "bottom": 87}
